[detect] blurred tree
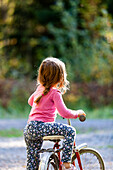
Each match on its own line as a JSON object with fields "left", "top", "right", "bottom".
{"left": 103, "top": 0, "right": 113, "bottom": 16}
{"left": 0, "top": 0, "right": 113, "bottom": 85}
{"left": 45, "top": 0, "right": 113, "bottom": 84}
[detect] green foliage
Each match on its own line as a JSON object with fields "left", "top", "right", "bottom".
{"left": 64, "top": 96, "right": 113, "bottom": 119}
{"left": 0, "top": 96, "right": 113, "bottom": 119}
{"left": 86, "top": 106, "right": 113, "bottom": 119}
{"left": 0, "top": 102, "right": 30, "bottom": 119}
{"left": 0, "top": 0, "right": 113, "bottom": 84}
{"left": 103, "top": 0, "right": 113, "bottom": 16}
{"left": 0, "top": 0, "right": 113, "bottom": 120}
{"left": 7, "top": 82, "right": 31, "bottom": 118}
{"left": 0, "top": 79, "right": 32, "bottom": 118}
{"left": 0, "top": 79, "right": 113, "bottom": 119}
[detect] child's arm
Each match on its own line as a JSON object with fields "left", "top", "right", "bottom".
{"left": 28, "top": 93, "right": 35, "bottom": 106}
{"left": 53, "top": 91, "right": 85, "bottom": 119}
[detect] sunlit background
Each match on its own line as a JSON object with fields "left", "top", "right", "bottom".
{"left": 0, "top": 0, "right": 113, "bottom": 119}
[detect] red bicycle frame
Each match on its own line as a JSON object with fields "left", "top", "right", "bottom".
{"left": 52, "top": 137, "right": 83, "bottom": 170}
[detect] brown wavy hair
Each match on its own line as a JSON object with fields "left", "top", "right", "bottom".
{"left": 34, "top": 57, "right": 69, "bottom": 104}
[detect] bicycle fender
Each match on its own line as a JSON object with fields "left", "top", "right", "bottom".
{"left": 38, "top": 152, "right": 54, "bottom": 170}
{"left": 76, "top": 143, "right": 87, "bottom": 151}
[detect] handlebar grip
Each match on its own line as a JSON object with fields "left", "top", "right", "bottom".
{"left": 79, "top": 115, "right": 86, "bottom": 122}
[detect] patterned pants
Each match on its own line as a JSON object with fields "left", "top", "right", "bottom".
{"left": 24, "top": 121, "right": 76, "bottom": 170}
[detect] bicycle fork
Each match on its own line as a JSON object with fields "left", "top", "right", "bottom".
{"left": 73, "top": 143, "right": 87, "bottom": 170}
{"left": 74, "top": 150, "right": 83, "bottom": 170}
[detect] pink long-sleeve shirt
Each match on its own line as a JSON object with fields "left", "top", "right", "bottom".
{"left": 28, "top": 85, "right": 78, "bottom": 123}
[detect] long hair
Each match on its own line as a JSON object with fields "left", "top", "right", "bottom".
{"left": 34, "top": 57, "right": 69, "bottom": 104}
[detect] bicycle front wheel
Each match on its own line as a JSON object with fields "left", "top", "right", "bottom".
{"left": 72, "top": 148, "right": 105, "bottom": 170}
{"left": 47, "top": 154, "right": 59, "bottom": 170}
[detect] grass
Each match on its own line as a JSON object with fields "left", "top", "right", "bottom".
{"left": 85, "top": 106, "right": 113, "bottom": 119}
{"left": 0, "top": 100, "right": 113, "bottom": 119}
{"left": 0, "top": 128, "right": 23, "bottom": 137}
{"left": 64, "top": 96, "right": 113, "bottom": 119}
{"left": 57, "top": 106, "right": 113, "bottom": 119}
{"left": 97, "top": 145, "right": 113, "bottom": 149}
{"left": 106, "top": 145, "right": 113, "bottom": 148}
{"left": 0, "top": 105, "right": 30, "bottom": 119}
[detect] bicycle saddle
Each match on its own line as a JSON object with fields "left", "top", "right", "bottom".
{"left": 43, "top": 135, "right": 64, "bottom": 142}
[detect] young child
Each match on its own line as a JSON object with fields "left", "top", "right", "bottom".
{"left": 24, "top": 57, "right": 86, "bottom": 170}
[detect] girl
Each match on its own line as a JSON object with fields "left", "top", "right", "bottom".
{"left": 24, "top": 57, "right": 86, "bottom": 170}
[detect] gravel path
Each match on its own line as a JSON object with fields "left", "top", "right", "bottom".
{"left": 0, "top": 119, "right": 113, "bottom": 170}
{"left": 0, "top": 118, "right": 113, "bottom": 131}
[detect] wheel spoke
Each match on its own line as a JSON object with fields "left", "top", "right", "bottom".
{"left": 82, "top": 153, "right": 100, "bottom": 169}
{"left": 72, "top": 148, "right": 105, "bottom": 170}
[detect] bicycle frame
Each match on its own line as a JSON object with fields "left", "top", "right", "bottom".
{"left": 39, "top": 119, "right": 87, "bottom": 170}
{"left": 68, "top": 119, "right": 84, "bottom": 170}
{"left": 53, "top": 141, "right": 62, "bottom": 170}
{"left": 38, "top": 116, "right": 105, "bottom": 170}
{"left": 51, "top": 138, "right": 87, "bottom": 170}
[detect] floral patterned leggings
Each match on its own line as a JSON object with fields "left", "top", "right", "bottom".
{"left": 24, "top": 121, "right": 76, "bottom": 170}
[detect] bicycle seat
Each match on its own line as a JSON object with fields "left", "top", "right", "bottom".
{"left": 43, "top": 135, "right": 64, "bottom": 142}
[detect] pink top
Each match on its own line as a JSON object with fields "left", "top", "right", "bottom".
{"left": 28, "top": 85, "right": 78, "bottom": 123}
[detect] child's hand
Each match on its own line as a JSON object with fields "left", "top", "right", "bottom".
{"left": 77, "top": 110, "right": 86, "bottom": 117}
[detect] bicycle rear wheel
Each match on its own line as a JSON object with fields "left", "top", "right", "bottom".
{"left": 72, "top": 148, "right": 105, "bottom": 170}
{"left": 47, "top": 154, "right": 59, "bottom": 170}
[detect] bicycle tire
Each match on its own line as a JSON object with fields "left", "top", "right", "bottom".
{"left": 72, "top": 148, "right": 105, "bottom": 170}
{"left": 47, "top": 154, "right": 59, "bottom": 170}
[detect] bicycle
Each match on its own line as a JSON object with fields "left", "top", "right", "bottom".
{"left": 38, "top": 115, "right": 105, "bottom": 170}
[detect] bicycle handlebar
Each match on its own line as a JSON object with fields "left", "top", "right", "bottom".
{"left": 67, "top": 115, "right": 86, "bottom": 125}
{"left": 79, "top": 115, "right": 86, "bottom": 122}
